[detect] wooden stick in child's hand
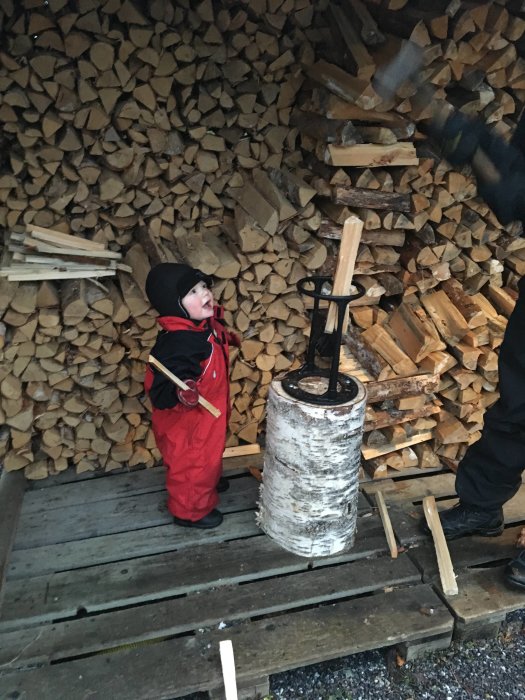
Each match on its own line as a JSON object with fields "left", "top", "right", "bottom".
{"left": 148, "top": 355, "right": 221, "bottom": 418}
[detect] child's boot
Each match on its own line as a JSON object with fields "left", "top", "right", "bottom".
{"left": 173, "top": 508, "right": 223, "bottom": 529}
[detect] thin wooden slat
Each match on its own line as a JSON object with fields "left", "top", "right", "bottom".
{"left": 0, "top": 585, "right": 452, "bottom": 699}
{"left": 26, "top": 225, "right": 107, "bottom": 251}
{"left": 148, "top": 354, "right": 221, "bottom": 418}
{"left": 0, "top": 555, "right": 421, "bottom": 670}
{"left": 6, "top": 269, "right": 116, "bottom": 281}
{"left": 423, "top": 496, "right": 458, "bottom": 596}
{"left": 222, "top": 444, "right": 261, "bottom": 459}
{"left": 23, "top": 238, "right": 122, "bottom": 259}
{"left": 375, "top": 492, "right": 398, "bottom": 558}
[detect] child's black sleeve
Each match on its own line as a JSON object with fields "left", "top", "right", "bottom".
{"left": 148, "top": 330, "right": 210, "bottom": 410}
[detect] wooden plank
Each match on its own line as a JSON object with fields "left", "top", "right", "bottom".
{"left": 6, "top": 269, "right": 116, "bottom": 281}
{"left": 13, "top": 478, "right": 260, "bottom": 549}
{"left": 0, "top": 515, "right": 391, "bottom": 629}
{"left": 0, "top": 471, "right": 26, "bottom": 609}
{"left": 26, "top": 224, "right": 106, "bottom": 251}
{"left": 446, "top": 566, "right": 525, "bottom": 627}
{"left": 222, "top": 445, "right": 261, "bottom": 459}
{"left": 0, "top": 555, "right": 420, "bottom": 670}
{"left": 26, "top": 452, "right": 263, "bottom": 489}
{"left": 22, "top": 238, "right": 122, "bottom": 259}
{"left": 0, "top": 584, "right": 452, "bottom": 699}
{"left": 22, "top": 467, "right": 165, "bottom": 514}
{"left": 8, "top": 510, "right": 261, "bottom": 580}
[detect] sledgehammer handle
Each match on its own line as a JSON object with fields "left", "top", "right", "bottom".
{"left": 148, "top": 355, "right": 222, "bottom": 418}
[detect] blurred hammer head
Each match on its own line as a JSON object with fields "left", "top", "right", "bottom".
{"left": 373, "top": 41, "right": 425, "bottom": 101}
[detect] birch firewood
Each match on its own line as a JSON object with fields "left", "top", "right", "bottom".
{"left": 258, "top": 379, "right": 366, "bottom": 557}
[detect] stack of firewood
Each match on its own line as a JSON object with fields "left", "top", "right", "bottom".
{"left": 1, "top": 0, "right": 525, "bottom": 479}
{"left": 295, "top": 0, "right": 524, "bottom": 476}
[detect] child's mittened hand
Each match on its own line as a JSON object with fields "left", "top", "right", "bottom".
{"left": 228, "top": 331, "right": 241, "bottom": 347}
{"left": 177, "top": 379, "right": 200, "bottom": 408}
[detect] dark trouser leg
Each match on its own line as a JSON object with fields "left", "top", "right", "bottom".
{"left": 456, "top": 277, "right": 525, "bottom": 510}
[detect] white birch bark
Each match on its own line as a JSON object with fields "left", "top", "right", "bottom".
{"left": 257, "top": 378, "right": 367, "bottom": 557}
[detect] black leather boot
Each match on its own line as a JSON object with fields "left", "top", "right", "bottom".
{"left": 505, "top": 550, "right": 525, "bottom": 590}
{"left": 421, "top": 502, "right": 504, "bottom": 540}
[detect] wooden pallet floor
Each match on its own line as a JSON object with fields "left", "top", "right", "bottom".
{"left": 0, "top": 459, "right": 523, "bottom": 699}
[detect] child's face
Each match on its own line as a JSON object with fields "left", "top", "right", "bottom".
{"left": 181, "top": 280, "right": 214, "bottom": 320}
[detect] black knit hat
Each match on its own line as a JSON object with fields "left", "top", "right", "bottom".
{"left": 145, "top": 262, "right": 212, "bottom": 318}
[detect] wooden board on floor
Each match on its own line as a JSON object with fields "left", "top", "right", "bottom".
{"left": 446, "top": 566, "right": 525, "bottom": 640}
{"left": 0, "top": 554, "right": 420, "bottom": 670}
{"left": 2, "top": 455, "right": 524, "bottom": 697}
{"left": 0, "top": 584, "right": 451, "bottom": 700}
{"left": 0, "top": 471, "right": 26, "bottom": 608}
{"left": 0, "top": 511, "right": 391, "bottom": 631}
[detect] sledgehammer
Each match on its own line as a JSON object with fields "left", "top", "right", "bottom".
{"left": 373, "top": 40, "right": 501, "bottom": 184}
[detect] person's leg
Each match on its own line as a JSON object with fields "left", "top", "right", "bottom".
{"left": 433, "top": 277, "right": 525, "bottom": 539}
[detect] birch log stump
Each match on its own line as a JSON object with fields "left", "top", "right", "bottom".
{"left": 258, "top": 378, "right": 367, "bottom": 557}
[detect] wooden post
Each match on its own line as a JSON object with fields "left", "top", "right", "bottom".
{"left": 423, "top": 496, "right": 459, "bottom": 596}
{"left": 325, "top": 215, "right": 363, "bottom": 334}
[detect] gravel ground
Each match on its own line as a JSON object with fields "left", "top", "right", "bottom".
{"left": 268, "top": 609, "right": 525, "bottom": 700}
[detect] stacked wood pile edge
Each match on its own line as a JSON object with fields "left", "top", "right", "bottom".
{"left": 0, "top": 0, "right": 523, "bottom": 480}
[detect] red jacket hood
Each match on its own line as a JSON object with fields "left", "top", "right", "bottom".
{"left": 157, "top": 316, "right": 207, "bottom": 332}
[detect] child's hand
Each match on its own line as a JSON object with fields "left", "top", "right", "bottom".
{"left": 227, "top": 331, "right": 241, "bottom": 348}
{"left": 177, "top": 379, "right": 199, "bottom": 407}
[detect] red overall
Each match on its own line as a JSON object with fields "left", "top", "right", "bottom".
{"left": 144, "top": 315, "right": 230, "bottom": 520}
